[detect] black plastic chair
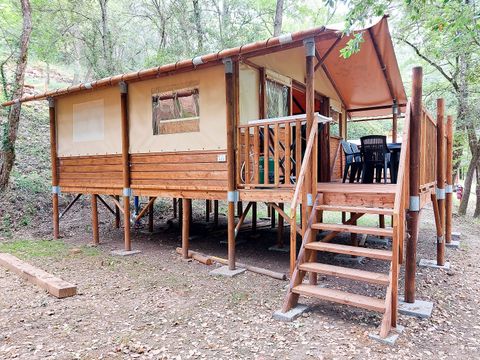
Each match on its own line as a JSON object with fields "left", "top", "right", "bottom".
{"left": 349, "top": 142, "right": 363, "bottom": 182}
{"left": 360, "top": 135, "right": 392, "bottom": 184}
{"left": 341, "top": 140, "right": 361, "bottom": 183}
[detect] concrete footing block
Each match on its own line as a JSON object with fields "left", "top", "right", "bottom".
{"left": 209, "top": 265, "right": 246, "bottom": 277}
{"left": 451, "top": 231, "right": 461, "bottom": 240}
{"left": 273, "top": 304, "right": 308, "bottom": 322}
{"left": 398, "top": 297, "right": 433, "bottom": 318}
{"left": 334, "top": 254, "right": 366, "bottom": 264}
{"left": 419, "top": 258, "right": 451, "bottom": 270}
{"left": 268, "top": 244, "right": 290, "bottom": 253}
{"left": 446, "top": 240, "right": 460, "bottom": 249}
{"left": 369, "top": 325, "right": 404, "bottom": 346}
{"left": 111, "top": 250, "right": 142, "bottom": 256}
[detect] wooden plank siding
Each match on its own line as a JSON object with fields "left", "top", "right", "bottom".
{"left": 329, "top": 136, "right": 343, "bottom": 181}
{"left": 58, "top": 150, "right": 229, "bottom": 195}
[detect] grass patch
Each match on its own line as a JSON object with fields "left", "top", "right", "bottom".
{"left": 0, "top": 239, "right": 69, "bottom": 258}
{"left": 0, "top": 239, "right": 101, "bottom": 259}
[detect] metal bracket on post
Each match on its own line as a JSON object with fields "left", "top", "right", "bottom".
{"left": 47, "top": 97, "right": 55, "bottom": 108}
{"left": 436, "top": 187, "right": 445, "bottom": 200}
{"left": 52, "top": 186, "right": 61, "bottom": 194}
{"left": 445, "top": 184, "right": 453, "bottom": 194}
{"left": 123, "top": 187, "right": 132, "bottom": 197}
{"left": 223, "top": 58, "right": 233, "bottom": 74}
{"left": 119, "top": 81, "right": 128, "bottom": 94}
{"left": 303, "top": 37, "right": 316, "bottom": 57}
{"left": 227, "top": 190, "right": 239, "bottom": 203}
{"left": 409, "top": 196, "right": 420, "bottom": 211}
{"left": 278, "top": 33, "right": 293, "bottom": 44}
{"left": 192, "top": 56, "right": 204, "bottom": 66}
{"left": 436, "top": 235, "right": 444, "bottom": 244}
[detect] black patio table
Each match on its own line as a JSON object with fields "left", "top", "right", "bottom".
{"left": 388, "top": 143, "right": 402, "bottom": 183}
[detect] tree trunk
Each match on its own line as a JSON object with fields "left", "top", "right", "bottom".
{"left": 0, "top": 0, "right": 32, "bottom": 191}
{"left": 98, "top": 0, "right": 114, "bottom": 75}
{"left": 474, "top": 161, "right": 480, "bottom": 217}
{"left": 458, "top": 150, "right": 479, "bottom": 215}
{"left": 192, "top": 0, "right": 203, "bottom": 52}
{"left": 273, "top": 0, "right": 284, "bottom": 36}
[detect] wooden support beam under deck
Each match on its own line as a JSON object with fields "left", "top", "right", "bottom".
{"left": 445, "top": 115, "right": 453, "bottom": 243}
{"left": 436, "top": 98, "right": 446, "bottom": 266}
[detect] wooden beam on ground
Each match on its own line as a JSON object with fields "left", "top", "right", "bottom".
{"left": 59, "top": 194, "right": 82, "bottom": 220}
{"left": 0, "top": 253, "right": 76, "bottom": 298}
{"left": 210, "top": 255, "right": 287, "bottom": 281}
{"left": 175, "top": 247, "right": 212, "bottom": 265}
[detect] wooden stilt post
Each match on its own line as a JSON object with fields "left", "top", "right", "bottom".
{"left": 182, "top": 198, "right": 191, "bottom": 259}
{"left": 270, "top": 206, "right": 276, "bottom": 228}
{"left": 445, "top": 115, "right": 453, "bottom": 243}
{"left": 214, "top": 200, "right": 219, "bottom": 227}
{"left": 277, "top": 203, "right": 284, "bottom": 248}
{"left": 237, "top": 201, "right": 243, "bottom": 217}
{"left": 115, "top": 195, "right": 120, "bottom": 228}
{"left": 48, "top": 97, "right": 60, "bottom": 239}
{"left": 405, "top": 67, "right": 423, "bottom": 303}
{"left": 173, "top": 198, "right": 177, "bottom": 218}
{"left": 205, "top": 200, "right": 210, "bottom": 222}
{"left": 179, "top": 199, "right": 183, "bottom": 229}
{"left": 91, "top": 194, "right": 99, "bottom": 245}
{"left": 148, "top": 196, "right": 154, "bottom": 233}
{"left": 252, "top": 202, "right": 257, "bottom": 231}
{"left": 392, "top": 101, "right": 398, "bottom": 143}
{"left": 225, "top": 58, "right": 237, "bottom": 270}
{"left": 305, "top": 38, "right": 316, "bottom": 285}
{"left": 120, "top": 82, "right": 131, "bottom": 251}
{"left": 436, "top": 98, "right": 446, "bottom": 265}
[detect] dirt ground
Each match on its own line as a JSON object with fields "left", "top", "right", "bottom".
{"left": 0, "top": 199, "right": 479, "bottom": 360}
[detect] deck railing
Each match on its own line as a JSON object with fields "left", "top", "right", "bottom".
{"left": 236, "top": 113, "right": 328, "bottom": 189}
{"left": 419, "top": 107, "right": 437, "bottom": 189}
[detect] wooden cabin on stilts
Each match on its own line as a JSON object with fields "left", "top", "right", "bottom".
{"left": 3, "top": 16, "right": 455, "bottom": 339}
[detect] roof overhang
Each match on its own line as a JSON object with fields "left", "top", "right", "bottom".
{"left": 3, "top": 16, "right": 406, "bottom": 117}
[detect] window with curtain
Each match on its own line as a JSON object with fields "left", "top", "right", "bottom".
{"left": 152, "top": 88, "right": 200, "bottom": 135}
{"left": 266, "top": 79, "right": 290, "bottom": 118}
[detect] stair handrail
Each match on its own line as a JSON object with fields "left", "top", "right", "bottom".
{"left": 393, "top": 100, "right": 411, "bottom": 216}
{"left": 289, "top": 121, "right": 318, "bottom": 217}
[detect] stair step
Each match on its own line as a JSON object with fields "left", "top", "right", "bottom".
{"left": 305, "top": 242, "right": 392, "bottom": 260}
{"left": 311, "top": 223, "right": 393, "bottom": 237}
{"left": 299, "top": 262, "right": 390, "bottom": 285}
{"left": 316, "top": 205, "right": 394, "bottom": 216}
{"left": 292, "top": 284, "right": 386, "bottom": 313}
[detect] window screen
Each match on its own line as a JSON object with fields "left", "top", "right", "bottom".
{"left": 152, "top": 88, "right": 200, "bottom": 135}
{"left": 266, "top": 79, "right": 290, "bottom": 118}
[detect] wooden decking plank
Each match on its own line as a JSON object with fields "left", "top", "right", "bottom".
{"left": 311, "top": 222, "right": 393, "bottom": 237}
{"left": 292, "top": 284, "right": 386, "bottom": 313}
{"left": 299, "top": 262, "right": 390, "bottom": 285}
{"left": 317, "top": 182, "right": 396, "bottom": 194}
{"left": 305, "top": 242, "right": 392, "bottom": 260}
{"left": 0, "top": 253, "right": 77, "bottom": 298}
{"left": 316, "top": 204, "right": 394, "bottom": 215}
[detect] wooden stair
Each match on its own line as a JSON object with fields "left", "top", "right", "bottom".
{"left": 292, "top": 284, "right": 386, "bottom": 313}
{"left": 305, "top": 242, "right": 392, "bottom": 260}
{"left": 299, "top": 262, "right": 390, "bottom": 285}
{"left": 283, "top": 184, "right": 401, "bottom": 339}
